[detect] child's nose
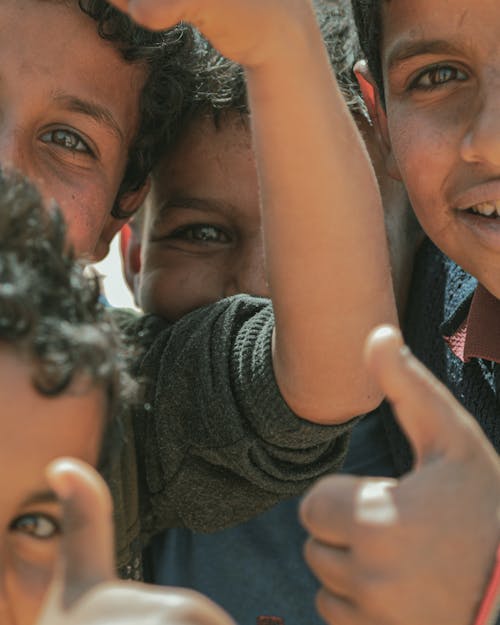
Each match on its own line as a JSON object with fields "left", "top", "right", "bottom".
{"left": 0, "top": 575, "right": 16, "bottom": 625}
{"left": 223, "top": 248, "right": 269, "bottom": 299}
{"left": 460, "top": 85, "right": 500, "bottom": 167}
{"left": 0, "top": 129, "right": 37, "bottom": 185}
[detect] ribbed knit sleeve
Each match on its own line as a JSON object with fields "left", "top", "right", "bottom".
{"left": 123, "top": 296, "right": 353, "bottom": 537}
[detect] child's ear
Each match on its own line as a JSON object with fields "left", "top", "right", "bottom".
{"left": 120, "top": 223, "right": 142, "bottom": 300}
{"left": 354, "top": 61, "right": 401, "bottom": 182}
{"left": 93, "top": 177, "right": 151, "bottom": 261}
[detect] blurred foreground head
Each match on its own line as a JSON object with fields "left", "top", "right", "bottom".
{"left": 0, "top": 171, "right": 131, "bottom": 625}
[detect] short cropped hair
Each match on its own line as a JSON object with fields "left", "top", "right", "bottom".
{"left": 78, "top": 1, "right": 195, "bottom": 218}
{"left": 0, "top": 170, "right": 133, "bottom": 469}
{"left": 172, "top": 0, "right": 366, "bottom": 140}
{"left": 350, "top": 0, "right": 385, "bottom": 100}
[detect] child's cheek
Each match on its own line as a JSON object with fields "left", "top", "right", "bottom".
{"left": 4, "top": 546, "right": 57, "bottom": 624}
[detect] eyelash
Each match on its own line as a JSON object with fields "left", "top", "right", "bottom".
{"left": 161, "top": 223, "right": 232, "bottom": 245}
{"left": 10, "top": 513, "right": 61, "bottom": 540}
{"left": 40, "top": 128, "right": 94, "bottom": 157}
{"left": 409, "top": 64, "right": 468, "bottom": 91}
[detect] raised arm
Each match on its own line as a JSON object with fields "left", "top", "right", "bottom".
{"left": 110, "top": 0, "right": 397, "bottom": 423}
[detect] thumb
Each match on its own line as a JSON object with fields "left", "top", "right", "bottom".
{"left": 364, "top": 325, "right": 485, "bottom": 464}
{"left": 42, "top": 458, "right": 116, "bottom": 612}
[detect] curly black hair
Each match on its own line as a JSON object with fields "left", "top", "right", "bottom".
{"left": 350, "top": 0, "right": 385, "bottom": 101}
{"left": 77, "top": 0, "right": 195, "bottom": 218}
{"left": 171, "top": 0, "right": 366, "bottom": 138}
{"left": 0, "top": 170, "right": 134, "bottom": 470}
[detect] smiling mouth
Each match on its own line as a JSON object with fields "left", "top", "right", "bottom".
{"left": 461, "top": 201, "right": 500, "bottom": 218}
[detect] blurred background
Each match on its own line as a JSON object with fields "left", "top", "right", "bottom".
{"left": 92, "top": 237, "right": 138, "bottom": 310}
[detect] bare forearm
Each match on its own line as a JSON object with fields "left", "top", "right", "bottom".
{"left": 246, "top": 7, "right": 397, "bottom": 423}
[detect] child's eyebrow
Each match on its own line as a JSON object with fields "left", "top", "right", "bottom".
{"left": 20, "top": 489, "right": 59, "bottom": 507}
{"left": 157, "top": 196, "right": 237, "bottom": 219}
{"left": 386, "top": 38, "right": 466, "bottom": 71}
{"left": 52, "top": 92, "right": 125, "bottom": 143}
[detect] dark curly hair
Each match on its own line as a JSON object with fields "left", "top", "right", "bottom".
{"left": 350, "top": 0, "right": 385, "bottom": 101}
{"left": 171, "top": 0, "right": 366, "bottom": 137}
{"left": 77, "top": 0, "right": 195, "bottom": 218}
{"left": 0, "top": 170, "right": 134, "bottom": 471}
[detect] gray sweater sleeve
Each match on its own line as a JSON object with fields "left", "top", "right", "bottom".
{"left": 123, "top": 296, "right": 354, "bottom": 536}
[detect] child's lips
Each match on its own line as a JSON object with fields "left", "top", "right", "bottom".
{"left": 450, "top": 182, "right": 500, "bottom": 250}
{"left": 461, "top": 201, "right": 500, "bottom": 218}
{"left": 456, "top": 204, "right": 500, "bottom": 254}
{"left": 453, "top": 180, "right": 500, "bottom": 212}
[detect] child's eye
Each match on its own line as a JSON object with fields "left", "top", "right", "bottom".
{"left": 169, "top": 224, "right": 232, "bottom": 244}
{"left": 410, "top": 65, "right": 468, "bottom": 90}
{"left": 40, "top": 129, "right": 93, "bottom": 156}
{"left": 10, "top": 514, "right": 61, "bottom": 540}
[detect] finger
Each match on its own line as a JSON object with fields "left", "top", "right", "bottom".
{"left": 81, "top": 584, "right": 238, "bottom": 625}
{"left": 364, "top": 325, "right": 485, "bottom": 464}
{"left": 300, "top": 475, "right": 362, "bottom": 545}
{"left": 315, "top": 588, "right": 372, "bottom": 625}
{"left": 45, "top": 458, "right": 115, "bottom": 609}
{"left": 304, "top": 538, "right": 356, "bottom": 601}
{"left": 124, "top": 0, "right": 197, "bottom": 30}
{"left": 300, "top": 475, "right": 399, "bottom": 545}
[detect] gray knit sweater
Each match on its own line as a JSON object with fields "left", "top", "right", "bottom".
{"left": 108, "top": 295, "right": 353, "bottom": 578}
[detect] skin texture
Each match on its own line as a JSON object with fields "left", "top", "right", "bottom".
{"left": 123, "top": 112, "right": 419, "bottom": 322}
{"left": 0, "top": 0, "right": 149, "bottom": 260}
{"left": 0, "top": 347, "right": 105, "bottom": 625}
{"left": 301, "top": 326, "right": 500, "bottom": 625}
{"left": 109, "top": 0, "right": 398, "bottom": 424}
{"left": 369, "top": 0, "right": 500, "bottom": 297}
{"left": 37, "top": 460, "right": 236, "bottom": 625}
{"left": 139, "top": 113, "right": 268, "bottom": 320}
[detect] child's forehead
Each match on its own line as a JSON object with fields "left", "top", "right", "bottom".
{"left": 0, "top": 346, "right": 105, "bottom": 462}
{"left": 151, "top": 112, "right": 253, "bottom": 190}
{"left": 381, "top": 0, "right": 500, "bottom": 63}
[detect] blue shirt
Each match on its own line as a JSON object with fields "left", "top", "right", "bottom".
{"left": 144, "top": 410, "right": 395, "bottom": 625}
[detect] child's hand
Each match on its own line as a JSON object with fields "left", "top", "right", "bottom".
{"left": 301, "top": 326, "right": 500, "bottom": 625}
{"left": 36, "top": 458, "right": 236, "bottom": 625}
{"left": 107, "top": 0, "right": 315, "bottom": 67}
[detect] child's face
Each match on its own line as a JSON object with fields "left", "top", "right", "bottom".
{"left": 0, "top": 347, "right": 104, "bottom": 625}
{"left": 377, "top": 0, "right": 500, "bottom": 296}
{"left": 139, "top": 113, "right": 268, "bottom": 320}
{"left": 0, "top": 0, "right": 146, "bottom": 260}
{"left": 132, "top": 111, "right": 414, "bottom": 319}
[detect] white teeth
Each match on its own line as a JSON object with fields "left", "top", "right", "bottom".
{"left": 470, "top": 201, "right": 500, "bottom": 216}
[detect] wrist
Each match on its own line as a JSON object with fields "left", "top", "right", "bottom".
{"left": 244, "top": 3, "right": 320, "bottom": 72}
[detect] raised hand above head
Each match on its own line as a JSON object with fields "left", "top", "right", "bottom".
{"left": 301, "top": 326, "right": 500, "bottom": 625}
{"left": 106, "top": 0, "right": 316, "bottom": 67}
{"left": 37, "top": 458, "right": 236, "bottom": 625}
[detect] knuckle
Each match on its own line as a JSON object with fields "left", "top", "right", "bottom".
{"left": 315, "top": 589, "right": 348, "bottom": 625}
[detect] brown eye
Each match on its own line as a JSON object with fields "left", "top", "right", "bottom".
{"left": 411, "top": 65, "right": 468, "bottom": 90}
{"left": 41, "top": 129, "right": 92, "bottom": 155}
{"left": 10, "top": 514, "right": 60, "bottom": 540}
{"left": 172, "top": 224, "right": 231, "bottom": 243}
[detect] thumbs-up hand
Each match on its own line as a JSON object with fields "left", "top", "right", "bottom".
{"left": 300, "top": 326, "right": 500, "bottom": 625}
{"left": 36, "top": 458, "right": 236, "bottom": 625}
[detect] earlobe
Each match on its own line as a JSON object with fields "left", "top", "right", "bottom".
{"left": 354, "top": 61, "right": 402, "bottom": 182}
{"left": 354, "top": 60, "right": 377, "bottom": 121}
{"left": 120, "top": 223, "right": 142, "bottom": 296}
{"left": 118, "top": 176, "right": 152, "bottom": 218}
{"left": 93, "top": 177, "right": 151, "bottom": 261}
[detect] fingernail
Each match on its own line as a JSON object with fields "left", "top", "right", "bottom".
{"left": 46, "top": 458, "right": 78, "bottom": 500}
{"left": 355, "top": 480, "right": 398, "bottom": 526}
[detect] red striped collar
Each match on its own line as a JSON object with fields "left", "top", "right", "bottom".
{"left": 444, "top": 285, "right": 500, "bottom": 363}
